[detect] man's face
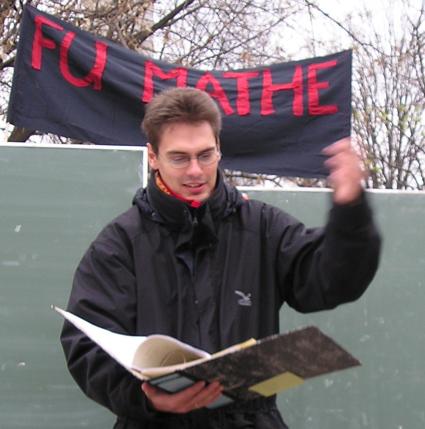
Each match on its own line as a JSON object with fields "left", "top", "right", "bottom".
{"left": 147, "top": 121, "right": 220, "bottom": 202}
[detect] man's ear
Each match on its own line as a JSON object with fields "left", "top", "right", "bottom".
{"left": 147, "top": 143, "right": 159, "bottom": 170}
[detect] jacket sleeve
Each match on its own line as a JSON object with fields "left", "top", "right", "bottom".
{"left": 275, "top": 192, "right": 382, "bottom": 312}
{"left": 60, "top": 222, "right": 156, "bottom": 421}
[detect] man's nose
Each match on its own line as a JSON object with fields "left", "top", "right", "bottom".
{"left": 186, "top": 158, "right": 203, "bottom": 175}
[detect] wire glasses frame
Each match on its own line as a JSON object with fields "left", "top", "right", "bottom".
{"left": 160, "top": 148, "right": 221, "bottom": 169}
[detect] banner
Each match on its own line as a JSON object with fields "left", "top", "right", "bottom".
{"left": 8, "top": 5, "right": 352, "bottom": 177}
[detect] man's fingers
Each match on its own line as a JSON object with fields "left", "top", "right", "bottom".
{"left": 141, "top": 381, "right": 223, "bottom": 413}
{"left": 141, "top": 381, "right": 200, "bottom": 412}
{"left": 141, "top": 382, "right": 172, "bottom": 410}
{"left": 187, "top": 381, "right": 222, "bottom": 410}
{"left": 325, "top": 147, "right": 364, "bottom": 177}
{"left": 322, "top": 136, "right": 365, "bottom": 205}
{"left": 322, "top": 137, "right": 351, "bottom": 156}
{"left": 324, "top": 150, "right": 354, "bottom": 169}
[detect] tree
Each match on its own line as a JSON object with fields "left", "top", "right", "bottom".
{"left": 410, "top": 3, "right": 425, "bottom": 100}
{"left": 301, "top": 0, "right": 425, "bottom": 190}
{"left": 350, "top": 3, "right": 425, "bottom": 190}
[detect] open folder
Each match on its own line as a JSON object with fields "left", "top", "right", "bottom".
{"left": 55, "top": 306, "right": 360, "bottom": 409}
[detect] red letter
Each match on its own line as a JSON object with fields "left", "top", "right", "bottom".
{"left": 142, "top": 61, "right": 188, "bottom": 102}
{"left": 308, "top": 60, "right": 338, "bottom": 115}
{"left": 222, "top": 71, "right": 259, "bottom": 115}
{"left": 196, "top": 73, "right": 233, "bottom": 115}
{"left": 261, "top": 66, "right": 303, "bottom": 116}
{"left": 59, "top": 32, "right": 108, "bottom": 91}
{"left": 32, "top": 15, "right": 63, "bottom": 70}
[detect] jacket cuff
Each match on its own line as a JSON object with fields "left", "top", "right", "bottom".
{"left": 114, "top": 379, "right": 159, "bottom": 421}
{"left": 328, "top": 191, "right": 374, "bottom": 232}
{"left": 139, "top": 385, "right": 162, "bottom": 420}
{"left": 125, "top": 380, "right": 176, "bottom": 423}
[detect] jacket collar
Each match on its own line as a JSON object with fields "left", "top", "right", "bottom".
{"left": 133, "top": 169, "right": 244, "bottom": 231}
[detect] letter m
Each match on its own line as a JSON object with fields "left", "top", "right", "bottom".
{"left": 142, "top": 61, "right": 188, "bottom": 103}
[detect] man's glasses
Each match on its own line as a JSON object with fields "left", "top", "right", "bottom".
{"left": 161, "top": 149, "right": 221, "bottom": 169}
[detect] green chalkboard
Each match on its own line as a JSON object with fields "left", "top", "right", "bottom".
{"left": 0, "top": 144, "right": 145, "bottom": 428}
{"left": 1, "top": 145, "right": 424, "bottom": 428}
{"left": 246, "top": 188, "right": 425, "bottom": 429}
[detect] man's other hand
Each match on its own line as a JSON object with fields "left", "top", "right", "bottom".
{"left": 323, "top": 137, "right": 365, "bottom": 205}
{"left": 141, "top": 380, "right": 223, "bottom": 413}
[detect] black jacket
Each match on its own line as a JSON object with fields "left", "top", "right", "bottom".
{"left": 61, "top": 172, "right": 381, "bottom": 428}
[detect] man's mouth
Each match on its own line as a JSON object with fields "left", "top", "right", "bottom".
{"left": 184, "top": 183, "right": 206, "bottom": 192}
{"left": 185, "top": 183, "right": 203, "bottom": 187}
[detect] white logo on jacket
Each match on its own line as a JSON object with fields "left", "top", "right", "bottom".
{"left": 235, "top": 290, "right": 252, "bottom": 306}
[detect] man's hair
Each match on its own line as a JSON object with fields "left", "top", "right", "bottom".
{"left": 141, "top": 87, "right": 222, "bottom": 153}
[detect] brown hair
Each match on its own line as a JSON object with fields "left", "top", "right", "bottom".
{"left": 141, "top": 87, "right": 222, "bottom": 153}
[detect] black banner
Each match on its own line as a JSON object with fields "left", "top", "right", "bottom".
{"left": 8, "top": 5, "right": 352, "bottom": 177}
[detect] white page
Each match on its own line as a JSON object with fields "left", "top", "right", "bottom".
{"left": 55, "top": 306, "right": 145, "bottom": 371}
{"left": 133, "top": 335, "right": 210, "bottom": 370}
{"left": 55, "top": 307, "right": 210, "bottom": 377}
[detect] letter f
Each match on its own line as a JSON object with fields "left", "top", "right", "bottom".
{"left": 32, "top": 15, "right": 64, "bottom": 70}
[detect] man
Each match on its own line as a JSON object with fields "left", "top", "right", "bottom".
{"left": 61, "top": 87, "right": 381, "bottom": 429}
